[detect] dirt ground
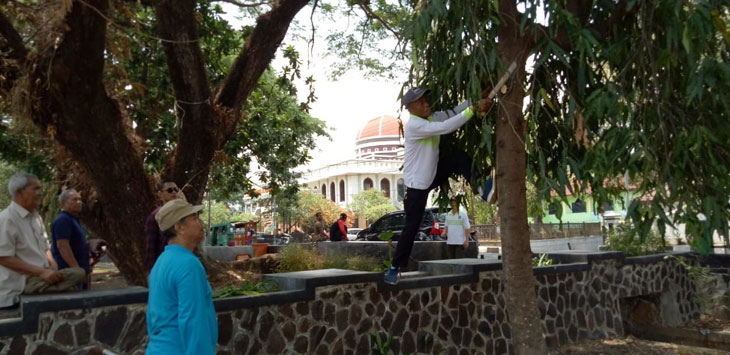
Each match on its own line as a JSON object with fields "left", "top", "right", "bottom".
{"left": 551, "top": 336, "right": 730, "bottom": 355}
{"left": 89, "top": 262, "right": 128, "bottom": 290}
{"left": 690, "top": 314, "right": 730, "bottom": 332}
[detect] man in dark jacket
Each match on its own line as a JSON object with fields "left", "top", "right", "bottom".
{"left": 329, "top": 213, "right": 348, "bottom": 242}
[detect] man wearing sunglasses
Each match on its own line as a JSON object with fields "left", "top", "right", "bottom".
{"left": 145, "top": 179, "right": 180, "bottom": 273}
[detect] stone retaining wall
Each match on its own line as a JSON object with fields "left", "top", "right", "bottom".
{"left": 0, "top": 252, "right": 700, "bottom": 354}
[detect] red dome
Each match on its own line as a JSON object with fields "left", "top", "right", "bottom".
{"left": 356, "top": 115, "right": 400, "bottom": 141}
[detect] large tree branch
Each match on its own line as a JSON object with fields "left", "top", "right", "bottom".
{"left": 215, "top": 0, "right": 309, "bottom": 114}
{"left": 154, "top": 0, "right": 216, "bottom": 203}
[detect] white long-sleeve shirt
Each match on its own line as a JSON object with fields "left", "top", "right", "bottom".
{"left": 403, "top": 101, "right": 473, "bottom": 189}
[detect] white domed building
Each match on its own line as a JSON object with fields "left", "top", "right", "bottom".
{"left": 300, "top": 115, "right": 408, "bottom": 225}
{"left": 354, "top": 114, "right": 403, "bottom": 160}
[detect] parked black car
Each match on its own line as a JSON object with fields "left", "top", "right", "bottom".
{"left": 356, "top": 208, "right": 446, "bottom": 241}
{"left": 254, "top": 233, "right": 290, "bottom": 246}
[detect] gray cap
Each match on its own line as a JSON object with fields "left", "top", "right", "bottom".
{"left": 401, "top": 87, "right": 430, "bottom": 108}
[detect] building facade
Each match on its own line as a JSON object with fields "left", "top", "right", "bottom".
{"left": 300, "top": 115, "right": 407, "bottom": 211}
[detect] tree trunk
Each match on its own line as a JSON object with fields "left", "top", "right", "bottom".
{"left": 496, "top": 1, "right": 547, "bottom": 353}
{"left": 28, "top": 0, "right": 154, "bottom": 286}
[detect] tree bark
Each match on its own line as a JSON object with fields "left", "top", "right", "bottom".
{"left": 496, "top": 1, "right": 547, "bottom": 353}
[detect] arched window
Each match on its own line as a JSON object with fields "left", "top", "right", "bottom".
{"left": 339, "top": 180, "right": 345, "bottom": 202}
{"left": 397, "top": 179, "right": 405, "bottom": 202}
{"left": 380, "top": 178, "right": 391, "bottom": 198}
{"left": 571, "top": 199, "right": 586, "bottom": 213}
{"left": 330, "top": 182, "right": 336, "bottom": 201}
{"left": 363, "top": 178, "right": 373, "bottom": 190}
{"left": 321, "top": 184, "right": 326, "bottom": 198}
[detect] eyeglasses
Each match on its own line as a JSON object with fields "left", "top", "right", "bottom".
{"left": 165, "top": 187, "right": 179, "bottom": 194}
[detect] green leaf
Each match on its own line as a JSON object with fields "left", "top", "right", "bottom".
{"left": 682, "top": 25, "right": 692, "bottom": 53}
{"left": 540, "top": 88, "right": 557, "bottom": 112}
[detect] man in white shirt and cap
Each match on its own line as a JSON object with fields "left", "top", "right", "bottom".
{"left": 384, "top": 88, "right": 494, "bottom": 285}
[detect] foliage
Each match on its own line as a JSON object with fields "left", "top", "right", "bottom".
{"left": 275, "top": 244, "right": 322, "bottom": 272}
{"left": 201, "top": 201, "right": 232, "bottom": 229}
{"left": 526, "top": 183, "right": 546, "bottom": 224}
{"left": 323, "top": 2, "right": 413, "bottom": 79}
{"left": 276, "top": 244, "right": 385, "bottom": 272}
{"left": 350, "top": 189, "right": 396, "bottom": 225}
{"left": 0, "top": 161, "right": 17, "bottom": 209}
{"left": 211, "top": 280, "right": 279, "bottom": 299}
{"left": 472, "top": 197, "right": 497, "bottom": 225}
{"left": 370, "top": 332, "right": 394, "bottom": 355}
{"left": 322, "top": 253, "right": 385, "bottom": 272}
{"left": 523, "top": 1, "right": 730, "bottom": 243}
{"left": 532, "top": 254, "right": 554, "bottom": 267}
{"left": 284, "top": 190, "right": 354, "bottom": 232}
{"left": 604, "top": 223, "right": 668, "bottom": 257}
{"left": 341, "top": 0, "right": 730, "bottom": 246}
{"left": 268, "top": 187, "right": 301, "bottom": 231}
{"left": 379, "top": 230, "right": 395, "bottom": 269}
{"left": 211, "top": 65, "right": 328, "bottom": 199}
{"left": 0, "top": 122, "right": 54, "bottom": 182}
{"left": 234, "top": 211, "right": 258, "bottom": 223}
{"left": 665, "top": 255, "right": 721, "bottom": 315}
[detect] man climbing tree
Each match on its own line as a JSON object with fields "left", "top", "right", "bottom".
{"left": 328, "top": 0, "right": 730, "bottom": 353}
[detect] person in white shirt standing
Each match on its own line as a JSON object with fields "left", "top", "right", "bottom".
{"left": 0, "top": 173, "right": 84, "bottom": 309}
{"left": 384, "top": 87, "right": 493, "bottom": 285}
{"left": 444, "top": 197, "right": 472, "bottom": 259}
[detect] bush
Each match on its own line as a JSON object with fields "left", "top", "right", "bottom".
{"left": 322, "top": 253, "right": 385, "bottom": 272}
{"left": 276, "top": 246, "right": 385, "bottom": 273}
{"left": 532, "top": 254, "right": 554, "bottom": 267}
{"left": 321, "top": 254, "right": 349, "bottom": 269}
{"left": 604, "top": 223, "right": 667, "bottom": 256}
{"left": 276, "top": 244, "right": 322, "bottom": 272}
{"left": 344, "top": 255, "right": 385, "bottom": 272}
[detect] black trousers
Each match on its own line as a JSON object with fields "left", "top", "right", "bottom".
{"left": 392, "top": 151, "right": 474, "bottom": 268}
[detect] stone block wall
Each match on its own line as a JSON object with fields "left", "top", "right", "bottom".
{"left": 0, "top": 252, "right": 700, "bottom": 355}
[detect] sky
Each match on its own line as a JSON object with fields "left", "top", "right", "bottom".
{"left": 220, "top": 4, "right": 407, "bottom": 171}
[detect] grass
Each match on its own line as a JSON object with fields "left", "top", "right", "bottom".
{"left": 212, "top": 280, "right": 278, "bottom": 299}
{"left": 276, "top": 244, "right": 322, "bottom": 272}
{"left": 276, "top": 244, "right": 386, "bottom": 273}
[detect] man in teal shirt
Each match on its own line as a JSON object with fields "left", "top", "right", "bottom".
{"left": 147, "top": 199, "right": 217, "bottom": 355}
